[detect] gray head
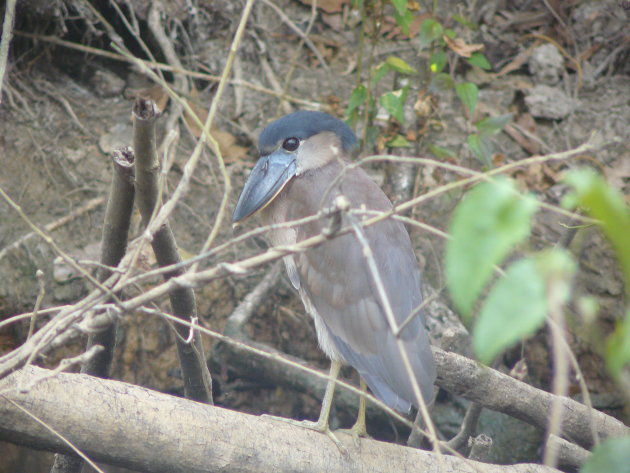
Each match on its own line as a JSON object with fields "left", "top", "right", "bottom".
{"left": 233, "top": 111, "right": 358, "bottom": 223}
{"left": 259, "top": 111, "right": 357, "bottom": 155}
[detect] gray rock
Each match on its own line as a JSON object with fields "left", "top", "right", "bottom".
{"left": 528, "top": 44, "right": 564, "bottom": 85}
{"left": 525, "top": 85, "right": 579, "bottom": 120}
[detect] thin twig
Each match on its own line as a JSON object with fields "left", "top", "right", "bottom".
{"left": 446, "top": 402, "right": 484, "bottom": 451}
{"left": 0, "top": 0, "right": 17, "bottom": 104}
{"left": 0, "top": 306, "right": 70, "bottom": 332}
{"left": 543, "top": 278, "right": 570, "bottom": 468}
{"left": 191, "top": 0, "right": 257, "bottom": 260}
{"left": 12, "top": 31, "right": 321, "bottom": 108}
{"left": 26, "top": 270, "right": 45, "bottom": 340}
{"left": 0, "top": 188, "right": 116, "bottom": 301}
{"left": 107, "top": 139, "right": 599, "bottom": 292}
{"left": 276, "top": 0, "right": 320, "bottom": 114}
{"left": 348, "top": 215, "right": 444, "bottom": 465}
{"left": 224, "top": 263, "right": 282, "bottom": 335}
{"left": 0, "top": 197, "right": 105, "bottom": 262}
{"left": 259, "top": 0, "right": 329, "bottom": 71}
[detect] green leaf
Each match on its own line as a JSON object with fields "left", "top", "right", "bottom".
{"left": 393, "top": 9, "right": 414, "bottom": 36}
{"left": 605, "top": 310, "right": 630, "bottom": 379}
{"left": 474, "top": 258, "right": 547, "bottom": 364}
{"left": 372, "top": 62, "right": 391, "bottom": 85}
{"left": 428, "top": 143, "right": 456, "bottom": 159}
{"left": 346, "top": 85, "right": 367, "bottom": 116}
{"left": 564, "top": 169, "right": 630, "bottom": 295}
{"left": 467, "top": 133, "right": 493, "bottom": 167}
{"left": 474, "top": 248, "right": 575, "bottom": 364}
{"left": 466, "top": 52, "right": 492, "bottom": 70}
{"left": 445, "top": 177, "right": 539, "bottom": 319}
{"left": 391, "top": 0, "right": 408, "bottom": 16}
{"left": 455, "top": 82, "right": 478, "bottom": 116}
{"left": 386, "top": 134, "right": 411, "bottom": 148}
{"left": 452, "top": 14, "right": 478, "bottom": 30}
{"left": 444, "top": 28, "right": 456, "bottom": 39}
{"left": 385, "top": 56, "right": 417, "bottom": 75}
{"left": 475, "top": 113, "right": 512, "bottom": 136}
{"left": 419, "top": 18, "right": 443, "bottom": 49}
{"left": 429, "top": 51, "right": 447, "bottom": 74}
{"left": 429, "top": 72, "right": 455, "bottom": 91}
{"left": 380, "top": 87, "right": 409, "bottom": 124}
{"left": 581, "top": 436, "right": 630, "bottom": 473}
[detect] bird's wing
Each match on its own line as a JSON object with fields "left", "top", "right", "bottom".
{"left": 295, "top": 216, "right": 423, "bottom": 354}
{"left": 295, "top": 216, "right": 435, "bottom": 409}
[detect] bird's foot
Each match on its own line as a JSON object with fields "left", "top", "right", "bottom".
{"left": 262, "top": 414, "right": 348, "bottom": 455}
{"left": 336, "top": 420, "right": 370, "bottom": 448}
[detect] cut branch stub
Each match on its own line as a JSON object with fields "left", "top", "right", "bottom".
{"left": 132, "top": 97, "right": 213, "bottom": 404}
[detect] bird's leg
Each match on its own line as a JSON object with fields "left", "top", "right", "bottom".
{"left": 263, "top": 360, "right": 347, "bottom": 453}
{"left": 311, "top": 359, "right": 340, "bottom": 430}
{"left": 336, "top": 377, "right": 370, "bottom": 446}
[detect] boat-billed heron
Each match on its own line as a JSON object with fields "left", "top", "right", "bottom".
{"left": 233, "top": 110, "right": 436, "bottom": 444}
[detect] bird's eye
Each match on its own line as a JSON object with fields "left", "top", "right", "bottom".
{"left": 282, "top": 137, "right": 300, "bottom": 151}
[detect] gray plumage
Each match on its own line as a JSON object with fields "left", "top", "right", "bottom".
{"left": 234, "top": 111, "right": 436, "bottom": 413}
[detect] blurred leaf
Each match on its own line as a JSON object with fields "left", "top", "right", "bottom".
{"left": 428, "top": 143, "right": 456, "bottom": 159}
{"left": 419, "top": 18, "right": 443, "bottom": 49}
{"left": 564, "top": 169, "right": 630, "bottom": 295}
{"left": 346, "top": 85, "right": 367, "bottom": 115}
{"left": 476, "top": 114, "right": 512, "bottom": 135}
{"left": 430, "top": 51, "right": 447, "bottom": 74}
{"left": 443, "top": 35, "right": 484, "bottom": 58}
{"left": 474, "top": 257, "right": 547, "bottom": 364}
{"left": 393, "top": 9, "right": 414, "bottom": 35}
{"left": 581, "top": 436, "right": 630, "bottom": 473}
{"left": 386, "top": 134, "right": 411, "bottom": 147}
{"left": 380, "top": 87, "right": 409, "bottom": 124}
{"left": 605, "top": 310, "right": 630, "bottom": 379}
{"left": 537, "top": 248, "right": 577, "bottom": 301}
{"left": 452, "top": 13, "right": 478, "bottom": 30}
{"left": 429, "top": 72, "right": 455, "bottom": 92}
{"left": 372, "top": 62, "right": 391, "bottom": 84}
{"left": 467, "top": 133, "right": 493, "bottom": 167}
{"left": 364, "top": 124, "right": 379, "bottom": 150}
{"left": 385, "top": 56, "right": 417, "bottom": 75}
{"left": 455, "top": 82, "right": 478, "bottom": 116}
{"left": 391, "top": 0, "right": 408, "bottom": 16}
{"left": 467, "top": 52, "right": 492, "bottom": 70}
{"left": 444, "top": 28, "right": 456, "bottom": 39}
{"left": 446, "top": 177, "right": 539, "bottom": 319}
{"left": 346, "top": 85, "right": 368, "bottom": 126}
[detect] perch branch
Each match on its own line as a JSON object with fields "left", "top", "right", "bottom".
{"left": 0, "top": 366, "right": 561, "bottom": 473}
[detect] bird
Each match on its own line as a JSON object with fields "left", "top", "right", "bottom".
{"left": 232, "top": 110, "right": 436, "bottom": 445}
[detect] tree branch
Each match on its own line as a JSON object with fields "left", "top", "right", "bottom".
{"left": 49, "top": 147, "right": 136, "bottom": 473}
{"left": 433, "top": 348, "right": 629, "bottom": 450}
{"left": 0, "top": 366, "right": 560, "bottom": 473}
{"left": 132, "top": 98, "right": 213, "bottom": 404}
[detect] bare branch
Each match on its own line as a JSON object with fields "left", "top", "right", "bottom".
{"left": 82, "top": 147, "right": 135, "bottom": 377}
{"left": 0, "top": 366, "right": 561, "bottom": 473}
{"left": 132, "top": 98, "right": 212, "bottom": 404}
{"left": 0, "top": 0, "right": 17, "bottom": 104}
{"left": 433, "top": 348, "right": 629, "bottom": 450}
{"left": 49, "top": 147, "right": 136, "bottom": 473}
